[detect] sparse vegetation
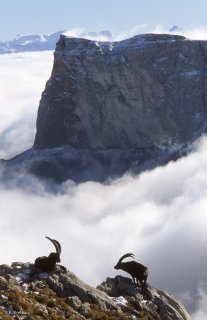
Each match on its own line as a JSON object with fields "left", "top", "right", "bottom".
{"left": 85, "top": 305, "right": 131, "bottom": 320}
{"left": 0, "top": 263, "right": 190, "bottom": 320}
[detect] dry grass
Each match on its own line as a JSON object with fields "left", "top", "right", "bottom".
{"left": 1, "top": 284, "right": 134, "bottom": 320}
{"left": 2, "top": 283, "right": 76, "bottom": 320}
{"left": 1, "top": 277, "right": 142, "bottom": 320}
{"left": 0, "top": 309, "right": 13, "bottom": 320}
{"left": 85, "top": 304, "right": 131, "bottom": 320}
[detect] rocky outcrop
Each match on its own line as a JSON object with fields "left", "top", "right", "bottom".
{"left": 34, "top": 34, "right": 207, "bottom": 150}
{"left": 4, "top": 33, "right": 207, "bottom": 182}
{"left": 98, "top": 276, "right": 192, "bottom": 320}
{"left": 0, "top": 262, "right": 191, "bottom": 320}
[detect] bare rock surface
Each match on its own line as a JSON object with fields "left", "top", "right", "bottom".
{"left": 98, "top": 276, "right": 192, "bottom": 320}
{"left": 4, "top": 33, "right": 207, "bottom": 182}
{"left": 34, "top": 34, "right": 207, "bottom": 150}
{"left": 0, "top": 262, "right": 191, "bottom": 319}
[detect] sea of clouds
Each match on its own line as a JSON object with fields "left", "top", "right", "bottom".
{"left": 1, "top": 27, "right": 207, "bottom": 318}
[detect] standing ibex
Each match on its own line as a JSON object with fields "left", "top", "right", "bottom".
{"left": 34, "top": 237, "right": 61, "bottom": 272}
{"left": 114, "top": 253, "right": 148, "bottom": 289}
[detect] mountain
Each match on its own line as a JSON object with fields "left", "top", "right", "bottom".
{"left": 0, "top": 31, "right": 63, "bottom": 54}
{"left": 3, "top": 33, "right": 207, "bottom": 183}
{"left": 169, "top": 25, "right": 182, "bottom": 33}
{"left": 0, "top": 30, "right": 112, "bottom": 54}
{"left": 0, "top": 262, "right": 191, "bottom": 319}
{"left": 35, "top": 33, "right": 206, "bottom": 150}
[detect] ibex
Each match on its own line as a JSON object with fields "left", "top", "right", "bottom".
{"left": 114, "top": 253, "right": 148, "bottom": 289}
{"left": 34, "top": 237, "right": 61, "bottom": 272}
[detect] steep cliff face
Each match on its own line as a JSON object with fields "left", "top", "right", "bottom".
{"left": 34, "top": 34, "right": 207, "bottom": 150}
{"left": 0, "top": 263, "right": 191, "bottom": 320}
{"left": 4, "top": 33, "right": 207, "bottom": 182}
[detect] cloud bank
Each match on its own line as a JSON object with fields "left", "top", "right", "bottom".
{"left": 63, "top": 24, "right": 207, "bottom": 41}
{"left": 1, "top": 35, "right": 207, "bottom": 317}
{"left": 0, "top": 51, "right": 53, "bottom": 159}
{"left": 1, "top": 138, "right": 207, "bottom": 316}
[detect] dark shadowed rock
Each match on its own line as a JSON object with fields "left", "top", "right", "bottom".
{"left": 3, "top": 33, "right": 207, "bottom": 182}
{"left": 34, "top": 34, "right": 207, "bottom": 150}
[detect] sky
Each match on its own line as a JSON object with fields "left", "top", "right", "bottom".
{"left": 1, "top": 0, "right": 207, "bottom": 40}
{"left": 1, "top": 1, "right": 207, "bottom": 319}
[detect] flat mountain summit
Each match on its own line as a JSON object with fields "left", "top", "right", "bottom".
{"left": 3, "top": 33, "right": 207, "bottom": 182}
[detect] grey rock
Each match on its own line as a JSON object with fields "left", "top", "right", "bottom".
{"left": 97, "top": 275, "right": 139, "bottom": 297}
{"left": 98, "top": 276, "right": 191, "bottom": 320}
{"left": 0, "top": 263, "right": 191, "bottom": 320}
{"left": 66, "top": 295, "right": 82, "bottom": 310}
{"left": 79, "top": 302, "right": 91, "bottom": 316}
{"left": 153, "top": 288, "right": 192, "bottom": 320}
{"left": 46, "top": 267, "right": 118, "bottom": 310}
{"left": 34, "top": 34, "right": 207, "bottom": 150}
{"left": 4, "top": 33, "right": 207, "bottom": 183}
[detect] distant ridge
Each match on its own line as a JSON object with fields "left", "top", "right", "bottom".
{"left": 0, "top": 30, "right": 112, "bottom": 54}
{"left": 0, "top": 31, "right": 63, "bottom": 54}
{"left": 0, "top": 27, "right": 184, "bottom": 54}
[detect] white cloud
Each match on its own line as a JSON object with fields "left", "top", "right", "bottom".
{"left": 127, "top": 25, "right": 207, "bottom": 41}
{"left": 178, "top": 27, "right": 207, "bottom": 40}
{"left": 1, "top": 138, "right": 207, "bottom": 318}
{"left": 63, "top": 25, "right": 207, "bottom": 41}
{"left": 191, "top": 287, "right": 207, "bottom": 319}
{"left": 63, "top": 27, "right": 86, "bottom": 38}
{"left": 0, "top": 51, "right": 53, "bottom": 159}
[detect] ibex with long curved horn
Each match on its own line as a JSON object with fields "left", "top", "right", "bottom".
{"left": 114, "top": 253, "right": 148, "bottom": 289}
{"left": 34, "top": 237, "right": 61, "bottom": 272}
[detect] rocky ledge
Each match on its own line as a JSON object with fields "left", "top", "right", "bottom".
{"left": 0, "top": 262, "right": 191, "bottom": 320}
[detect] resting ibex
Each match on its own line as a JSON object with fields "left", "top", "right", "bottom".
{"left": 34, "top": 237, "right": 61, "bottom": 272}
{"left": 114, "top": 253, "right": 148, "bottom": 289}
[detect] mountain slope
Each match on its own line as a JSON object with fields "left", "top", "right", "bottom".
{"left": 0, "top": 262, "right": 191, "bottom": 319}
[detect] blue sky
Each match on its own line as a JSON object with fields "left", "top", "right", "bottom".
{"left": 1, "top": 0, "right": 207, "bottom": 40}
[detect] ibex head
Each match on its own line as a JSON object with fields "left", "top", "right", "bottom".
{"left": 114, "top": 253, "right": 134, "bottom": 270}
